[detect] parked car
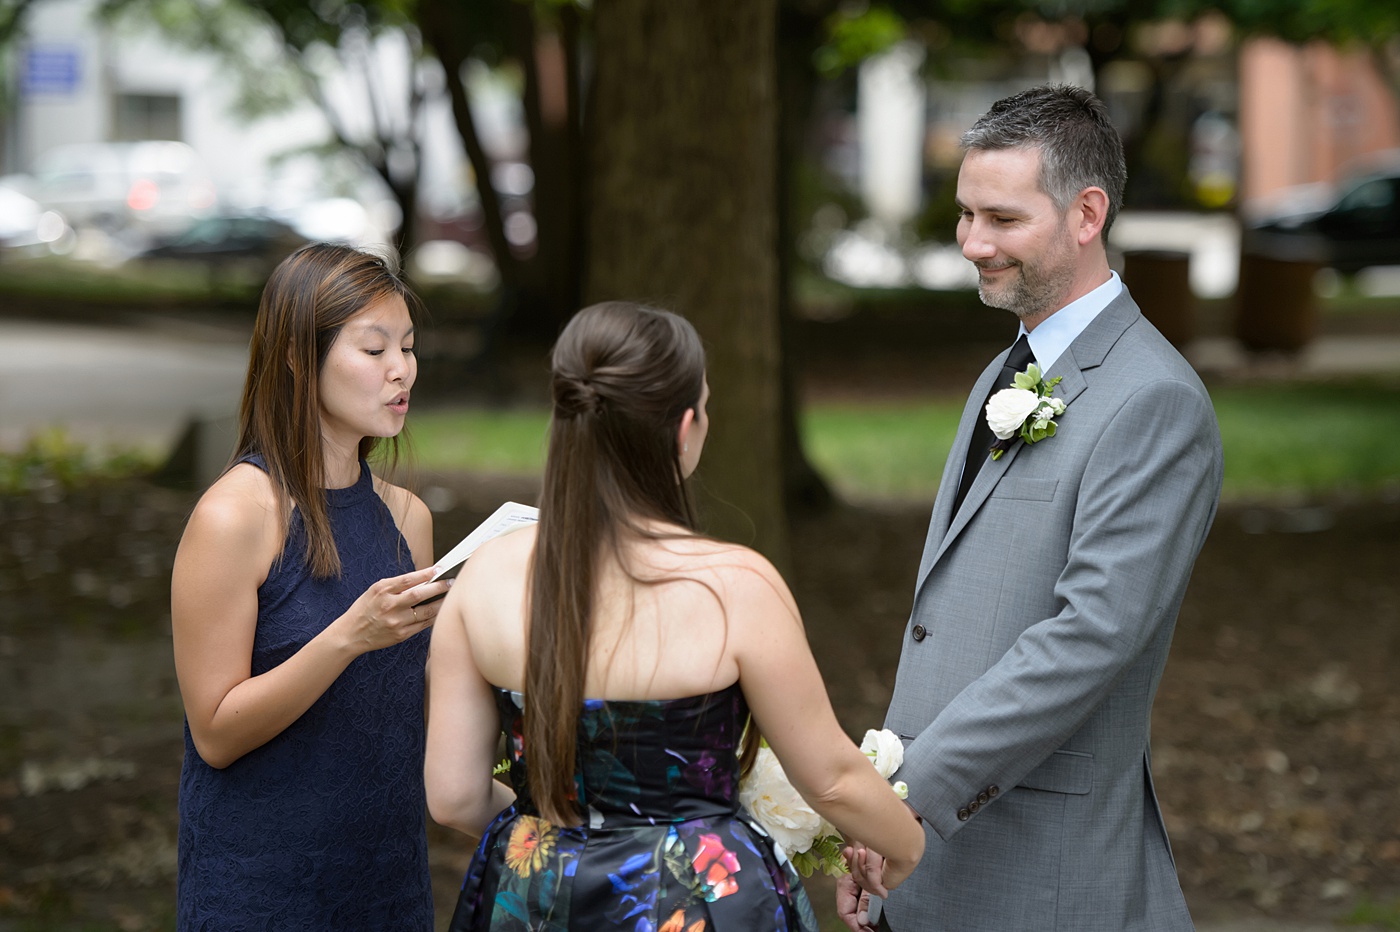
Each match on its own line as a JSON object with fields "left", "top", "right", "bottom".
{"left": 1245, "top": 153, "right": 1400, "bottom": 273}
{"left": 18, "top": 141, "right": 217, "bottom": 250}
{"left": 139, "top": 212, "right": 309, "bottom": 278}
{"left": 0, "top": 182, "right": 72, "bottom": 254}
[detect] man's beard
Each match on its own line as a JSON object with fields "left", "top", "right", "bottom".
{"left": 975, "top": 232, "right": 1076, "bottom": 320}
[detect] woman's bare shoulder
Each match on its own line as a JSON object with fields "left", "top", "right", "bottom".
{"left": 178, "top": 463, "right": 284, "bottom": 571}
{"left": 190, "top": 463, "right": 279, "bottom": 530}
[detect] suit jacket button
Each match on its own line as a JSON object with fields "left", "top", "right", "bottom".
{"left": 968, "top": 800, "right": 980, "bottom": 813}
{"left": 911, "top": 624, "right": 927, "bottom": 642}
{"left": 957, "top": 808, "right": 970, "bottom": 821}
{"left": 977, "top": 791, "right": 990, "bottom": 805}
{"left": 987, "top": 785, "right": 999, "bottom": 798}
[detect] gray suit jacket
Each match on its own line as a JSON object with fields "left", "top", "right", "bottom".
{"left": 882, "top": 289, "right": 1222, "bottom": 931}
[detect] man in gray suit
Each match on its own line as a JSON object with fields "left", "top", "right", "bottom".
{"left": 837, "top": 85, "right": 1223, "bottom": 931}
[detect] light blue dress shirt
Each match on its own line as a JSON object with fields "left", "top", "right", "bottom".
{"left": 1021, "top": 271, "right": 1123, "bottom": 371}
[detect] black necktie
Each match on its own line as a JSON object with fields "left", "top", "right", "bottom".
{"left": 954, "top": 334, "right": 1034, "bottom": 515}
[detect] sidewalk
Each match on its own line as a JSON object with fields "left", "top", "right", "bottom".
{"left": 0, "top": 315, "right": 247, "bottom": 454}
{"left": 2, "top": 312, "right": 1397, "bottom": 467}
{"left": 1187, "top": 332, "right": 1400, "bottom": 379}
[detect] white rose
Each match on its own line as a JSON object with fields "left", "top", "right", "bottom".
{"left": 860, "top": 728, "right": 905, "bottom": 779}
{"left": 739, "top": 746, "right": 825, "bottom": 854}
{"left": 985, "top": 388, "right": 1041, "bottom": 440}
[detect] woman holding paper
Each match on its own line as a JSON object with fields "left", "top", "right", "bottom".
{"left": 425, "top": 301, "right": 924, "bottom": 931}
{"left": 171, "top": 243, "right": 452, "bottom": 929}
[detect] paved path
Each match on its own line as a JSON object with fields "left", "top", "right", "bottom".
{"left": 3, "top": 312, "right": 1399, "bottom": 464}
{"left": 0, "top": 315, "right": 248, "bottom": 455}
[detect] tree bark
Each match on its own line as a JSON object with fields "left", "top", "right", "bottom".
{"left": 586, "top": 0, "right": 789, "bottom": 569}
{"left": 510, "top": 2, "right": 583, "bottom": 341}
{"left": 417, "top": 0, "right": 521, "bottom": 291}
{"left": 776, "top": 2, "right": 835, "bottom": 515}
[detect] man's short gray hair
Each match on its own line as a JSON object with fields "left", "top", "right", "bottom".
{"left": 961, "top": 84, "right": 1127, "bottom": 241}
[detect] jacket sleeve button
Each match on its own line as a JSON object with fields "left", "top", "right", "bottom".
{"left": 911, "top": 624, "right": 927, "bottom": 642}
{"left": 968, "top": 800, "right": 980, "bottom": 813}
{"left": 987, "top": 785, "right": 999, "bottom": 798}
{"left": 957, "top": 808, "right": 971, "bottom": 821}
{"left": 976, "top": 791, "right": 990, "bottom": 805}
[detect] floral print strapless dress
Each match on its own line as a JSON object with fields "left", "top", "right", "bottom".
{"left": 449, "top": 683, "right": 819, "bottom": 931}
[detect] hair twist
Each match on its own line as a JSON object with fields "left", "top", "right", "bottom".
{"left": 554, "top": 373, "right": 606, "bottom": 418}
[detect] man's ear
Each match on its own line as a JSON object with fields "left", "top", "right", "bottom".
{"left": 1075, "top": 187, "right": 1110, "bottom": 246}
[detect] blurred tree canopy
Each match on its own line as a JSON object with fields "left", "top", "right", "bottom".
{"left": 5, "top": 0, "right": 1399, "bottom": 556}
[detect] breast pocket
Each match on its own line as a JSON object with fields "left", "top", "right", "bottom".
{"left": 989, "top": 477, "right": 1059, "bottom": 502}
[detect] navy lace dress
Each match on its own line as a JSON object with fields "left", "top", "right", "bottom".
{"left": 177, "top": 457, "right": 433, "bottom": 930}
{"left": 449, "top": 683, "right": 819, "bottom": 931}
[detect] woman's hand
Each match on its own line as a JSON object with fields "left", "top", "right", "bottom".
{"left": 333, "top": 566, "right": 453, "bottom": 654}
{"left": 173, "top": 468, "right": 452, "bottom": 769}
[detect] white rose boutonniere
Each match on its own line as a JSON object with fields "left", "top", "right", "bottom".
{"left": 739, "top": 730, "right": 910, "bottom": 877}
{"left": 985, "top": 363, "right": 1065, "bottom": 460}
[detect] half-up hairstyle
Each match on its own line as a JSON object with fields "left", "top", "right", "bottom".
{"left": 526, "top": 301, "right": 712, "bottom": 825}
{"left": 232, "top": 242, "right": 420, "bottom": 578}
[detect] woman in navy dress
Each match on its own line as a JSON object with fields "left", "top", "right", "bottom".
{"left": 172, "top": 243, "right": 453, "bottom": 929}
{"left": 424, "top": 302, "right": 926, "bottom": 930}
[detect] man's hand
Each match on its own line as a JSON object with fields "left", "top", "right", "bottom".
{"left": 836, "top": 873, "right": 876, "bottom": 932}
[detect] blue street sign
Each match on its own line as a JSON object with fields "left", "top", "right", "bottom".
{"left": 22, "top": 46, "right": 83, "bottom": 97}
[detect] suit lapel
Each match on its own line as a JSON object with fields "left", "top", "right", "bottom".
{"left": 913, "top": 355, "right": 1002, "bottom": 587}
{"left": 914, "top": 291, "right": 1143, "bottom": 597}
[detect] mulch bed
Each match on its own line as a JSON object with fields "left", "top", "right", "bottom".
{"left": 1, "top": 474, "right": 1397, "bottom": 929}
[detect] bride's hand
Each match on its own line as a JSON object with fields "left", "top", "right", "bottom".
{"left": 843, "top": 842, "right": 889, "bottom": 898}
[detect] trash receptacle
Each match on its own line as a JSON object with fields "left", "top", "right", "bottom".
{"left": 1234, "top": 227, "right": 1322, "bottom": 353}
{"left": 1122, "top": 249, "right": 1194, "bottom": 347}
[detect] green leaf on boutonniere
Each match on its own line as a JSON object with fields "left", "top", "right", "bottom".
{"left": 1013, "top": 364, "right": 1043, "bottom": 391}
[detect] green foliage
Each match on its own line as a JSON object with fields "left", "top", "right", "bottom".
{"left": 1346, "top": 894, "right": 1400, "bottom": 930}
{"left": 813, "top": 4, "right": 907, "bottom": 76}
{"left": 0, "top": 430, "right": 155, "bottom": 495}
{"left": 788, "top": 833, "right": 849, "bottom": 878}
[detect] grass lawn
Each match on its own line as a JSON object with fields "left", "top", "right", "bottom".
{"left": 406, "top": 378, "right": 1400, "bottom": 503}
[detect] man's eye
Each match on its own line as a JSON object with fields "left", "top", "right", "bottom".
{"left": 403, "top": 346, "right": 416, "bottom": 355}
{"left": 366, "top": 349, "right": 384, "bottom": 356}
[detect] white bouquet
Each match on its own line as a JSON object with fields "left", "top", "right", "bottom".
{"left": 739, "top": 729, "right": 908, "bottom": 877}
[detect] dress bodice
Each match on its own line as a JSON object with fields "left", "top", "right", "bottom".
{"left": 495, "top": 682, "right": 747, "bottom": 827}
{"left": 450, "top": 682, "right": 818, "bottom": 931}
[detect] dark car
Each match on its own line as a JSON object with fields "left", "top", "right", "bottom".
{"left": 140, "top": 213, "right": 309, "bottom": 276}
{"left": 1245, "top": 155, "right": 1400, "bottom": 274}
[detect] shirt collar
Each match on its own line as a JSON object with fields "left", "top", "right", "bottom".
{"left": 1021, "top": 272, "right": 1122, "bottom": 372}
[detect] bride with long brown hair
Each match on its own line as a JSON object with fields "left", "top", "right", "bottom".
{"left": 425, "top": 301, "right": 923, "bottom": 930}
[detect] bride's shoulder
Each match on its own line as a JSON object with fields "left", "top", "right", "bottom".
{"left": 455, "top": 523, "right": 536, "bottom": 583}
{"left": 676, "top": 540, "right": 796, "bottom": 611}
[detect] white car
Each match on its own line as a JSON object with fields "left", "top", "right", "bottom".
{"left": 21, "top": 140, "right": 217, "bottom": 249}
{"left": 0, "top": 183, "right": 71, "bottom": 253}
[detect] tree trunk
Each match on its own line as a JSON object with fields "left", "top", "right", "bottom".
{"left": 418, "top": 0, "right": 521, "bottom": 292}
{"left": 776, "top": 3, "right": 835, "bottom": 515}
{"left": 509, "top": 2, "right": 583, "bottom": 342}
{"left": 586, "top": 0, "right": 789, "bottom": 569}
